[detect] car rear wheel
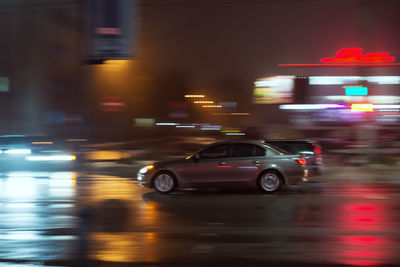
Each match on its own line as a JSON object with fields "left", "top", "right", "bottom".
{"left": 153, "top": 171, "right": 176, "bottom": 194}
{"left": 258, "top": 170, "right": 282, "bottom": 193}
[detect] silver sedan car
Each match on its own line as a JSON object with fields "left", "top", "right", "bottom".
{"left": 138, "top": 140, "right": 308, "bottom": 194}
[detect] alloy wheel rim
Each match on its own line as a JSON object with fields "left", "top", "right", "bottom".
{"left": 261, "top": 173, "right": 280, "bottom": 191}
{"left": 155, "top": 174, "right": 174, "bottom": 192}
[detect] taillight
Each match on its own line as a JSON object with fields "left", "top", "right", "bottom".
{"left": 312, "top": 144, "right": 322, "bottom": 154}
{"left": 296, "top": 158, "right": 306, "bottom": 165}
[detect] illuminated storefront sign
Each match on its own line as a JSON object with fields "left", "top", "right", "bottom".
{"left": 279, "top": 48, "right": 400, "bottom": 66}
{"left": 253, "top": 76, "right": 295, "bottom": 104}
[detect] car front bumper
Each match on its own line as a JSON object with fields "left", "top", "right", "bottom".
{"left": 137, "top": 172, "right": 153, "bottom": 188}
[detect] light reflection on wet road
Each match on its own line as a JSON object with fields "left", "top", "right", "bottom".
{"left": 0, "top": 171, "right": 400, "bottom": 266}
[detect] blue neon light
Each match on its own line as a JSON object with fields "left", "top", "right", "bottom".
{"left": 345, "top": 86, "right": 368, "bottom": 96}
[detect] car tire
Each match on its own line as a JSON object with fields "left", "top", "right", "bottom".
{"left": 257, "top": 170, "right": 282, "bottom": 193}
{"left": 153, "top": 171, "right": 176, "bottom": 194}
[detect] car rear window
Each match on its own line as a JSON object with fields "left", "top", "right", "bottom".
{"left": 267, "top": 142, "right": 314, "bottom": 154}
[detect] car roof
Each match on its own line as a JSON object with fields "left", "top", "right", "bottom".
{"left": 263, "top": 139, "right": 318, "bottom": 143}
{"left": 208, "top": 140, "right": 265, "bottom": 146}
{"left": 206, "top": 140, "right": 288, "bottom": 152}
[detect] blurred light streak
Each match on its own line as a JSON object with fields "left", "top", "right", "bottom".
{"left": 309, "top": 76, "right": 400, "bottom": 85}
{"left": 200, "top": 125, "right": 221, "bottom": 131}
{"left": 50, "top": 172, "right": 76, "bottom": 179}
{"left": 213, "top": 113, "right": 250, "bottom": 116}
{"left": 280, "top": 104, "right": 346, "bottom": 110}
{"left": 134, "top": 118, "right": 155, "bottom": 127}
{"left": 345, "top": 86, "right": 368, "bottom": 96}
{"left": 4, "top": 149, "right": 31, "bottom": 155}
{"left": 6, "top": 203, "right": 36, "bottom": 209}
{"left": 202, "top": 105, "right": 222, "bottom": 108}
{"left": 322, "top": 96, "right": 400, "bottom": 103}
{"left": 25, "top": 155, "right": 76, "bottom": 161}
{"left": 66, "top": 138, "right": 88, "bottom": 142}
{"left": 280, "top": 63, "right": 400, "bottom": 66}
{"left": 225, "top": 133, "right": 246, "bottom": 136}
{"left": 184, "top": 94, "right": 205, "bottom": 98}
{"left": 373, "top": 105, "right": 400, "bottom": 109}
{"left": 155, "top": 122, "right": 177, "bottom": 126}
{"left": 351, "top": 104, "right": 373, "bottom": 112}
{"left": 95, "top": 27, "right": 122, "bottom": 35}
{"left": 194, "top": 100, "right": 213, "bottom": 104}
{"left": 253, "top": 76, "right": 295, "bottom": 104}
{"left": 221, "top": 130, "right": 241, "bottom": 133}
{"left": 7, "top": 172, "right": 49, "bottom": 178}
{"left": 85, "top": 151, "right": 124, "bottom": 161}
{"left": 176, "top": 125, "right": 195, "bottom": 128}
{"left": 89, "top": 232, "right": 159, "bottom": 262}
{"left": 2, "top": 231, "right": 41, "bottom": 240}
{"left": 31, "top": 141, "right": 53, "bottom": 145}
{"left": 104, "top": 59, "right": 131, "bottom": 65}
{"left": 2, "top": 177, "right": 37, "bottom": 200}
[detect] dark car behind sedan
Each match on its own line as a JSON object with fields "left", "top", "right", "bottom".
{"left": 138, "top": 140, "right": 308, "bottom": 194}
{"left": 264, "top": 139, "right": 323, "bottom": 177}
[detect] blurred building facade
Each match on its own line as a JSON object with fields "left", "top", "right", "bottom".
{"left": 0, "top": 0, "right": 146, "bottom": 141}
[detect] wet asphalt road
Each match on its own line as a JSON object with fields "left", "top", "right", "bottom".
{"left": 1, "top": 170, "right": 400, "bottom": 267}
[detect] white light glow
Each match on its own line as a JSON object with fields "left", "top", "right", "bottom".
{"left": 155, "top": 123, "right": 177, "bottom": 126}
{"left": 309, "top": 76, "right": 400, "bottom": 85}
{"left": 373, "top": 105, "right": 400, "bottom": 109}
{"left": 322, "top": 95, "right": 400, "bottom": 104}
{"left": 25, "top": 155, "right": 76, "bottom": 161}
{"left": 279, "top": 104, "right": 345, "bottom": 110}
{"left": 225, "top": 133, "right": 246, "bottom": 136}
{"left": 176, "top": 125, "right": 195, "bottom": 128}
{"left": 185, "top": 94, "right": 205, "bottom": 98}
{"left": 200, "top": 125, "right": 222, "bottom": 131}
{"left": 7, "top": 172, "right": 50, "bottom": 178}
{"left": 4, "top": 149, "right": 31, "bottom": 155}
{"left": 139, "top": 165, "right": 154, "bottom": 174}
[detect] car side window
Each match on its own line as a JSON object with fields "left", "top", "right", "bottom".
{"left": 200, "top": 144, "right": 230, "bottom": 159}
{"left": 255, "top": 145, "right": 266, "bottom": 156}
{"left": 232, "top": 144, "right": 265, "bottom": 157}
{"left": 232, "top": 144, "right": 254, "bottom": 157}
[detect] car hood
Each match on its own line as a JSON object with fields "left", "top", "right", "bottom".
{"left": 155, "top": 157, "right": 188, "bottom": 167}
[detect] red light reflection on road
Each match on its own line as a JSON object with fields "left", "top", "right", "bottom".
{"left": 338, "top": 235, "right": 386, "bottom": 266}
{"left": 340, "top": 204, "right": 383, "bottom": 231}
{"left": 333, "top": 199, "right": 394, "bottom": 266}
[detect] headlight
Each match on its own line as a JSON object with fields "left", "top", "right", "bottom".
{"left": 139, "top": 165, "right": 154, "bottom": 174}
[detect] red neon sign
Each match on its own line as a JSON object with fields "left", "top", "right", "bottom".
{"left": 279, "top": 48, "right": 400, "bottom": 67}
{"left": 321, "top": 48, "right": 395, "bottom": 63}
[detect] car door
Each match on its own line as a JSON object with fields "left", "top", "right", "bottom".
{"left": 178, "top": 144, "right": 233, "bottom": 185}
{"left": 228, "top": 143, "right": 265, "bottom": 182}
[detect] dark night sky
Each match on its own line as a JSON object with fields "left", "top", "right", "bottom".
{"left": 139, "top": 0, "right": 400, "bottom": 93}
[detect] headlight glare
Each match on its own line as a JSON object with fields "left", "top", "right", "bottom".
{"left": 139, "top": 165, "right": 154, "bottom": 174}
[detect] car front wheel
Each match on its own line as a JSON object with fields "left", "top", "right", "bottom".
{"left": 153, "top": 171, "right": 176, "bottom": 194}
{"left": 258, "top": 170, "right": 282, "bottom": 193}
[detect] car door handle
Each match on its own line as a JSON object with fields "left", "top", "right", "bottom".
{"left": 252, "top": 160, "right": 260, "bottom": 164}
{"left": 218, "top": 161, "right": 226, "bottom": 166}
